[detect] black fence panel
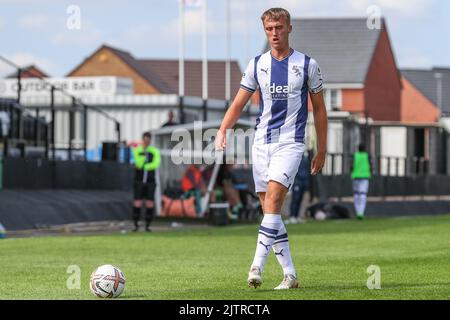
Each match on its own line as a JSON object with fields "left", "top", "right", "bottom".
{"left": 3, "top": 158, "right": 133, "bottom": 190}
{"left": 384, "top": 177, "right": 408, "bottom": 196}
{"left": 314, "top": 175, "right": 450, "bottom": 198}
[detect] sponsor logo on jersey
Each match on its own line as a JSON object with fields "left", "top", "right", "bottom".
{"left": 263, "top": 83, "right": 294, "bottom": 100}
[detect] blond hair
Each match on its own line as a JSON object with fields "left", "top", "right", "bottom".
{"left": 260, "top": 8, "right": 291, "bottom": 26}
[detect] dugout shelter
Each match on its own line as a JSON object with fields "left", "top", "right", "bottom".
{"left": 150, "top": 119, "right": 254, "bottom": 217}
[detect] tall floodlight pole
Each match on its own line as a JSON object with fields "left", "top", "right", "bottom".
{"left": 225, "top": 0, "right": 231, "bottom": 110}
{"left": 245, "top": 0, "right": 249, "bottom": 64}
{"left": 179, "top": 0, "right": 186, "bottom": 124}
{"left": 244, "top": 0, "right": 251, "bottom": 118}
{"left": 202, "top": 0, "right": 208, "bottom": 121}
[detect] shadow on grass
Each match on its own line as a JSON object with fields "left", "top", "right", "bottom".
{"left": 150, "top": 215, "right": 450, "bottom": 239}
{"left": 298, "top": 281, "right": 450, "bottom": 291}
{"left": 119, "top": 280, "right": 450, "bottom": 299}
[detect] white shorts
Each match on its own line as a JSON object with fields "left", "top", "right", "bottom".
{"left": 352, "top": 179, "right": 369, "bottom": 194}
{"left": 252, "top": 141, "right": 305, "bottom": 193}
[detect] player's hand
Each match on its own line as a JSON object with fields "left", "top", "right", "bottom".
{"left": 215, "top": 129, "right": 226, "bottom": 151}
{"left": 311, "top": 150, "right": 326, "bottom": 176}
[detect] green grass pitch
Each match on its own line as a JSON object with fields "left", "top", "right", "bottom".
{"left": 1, "top": 215, "right": 450, "bottom": 300}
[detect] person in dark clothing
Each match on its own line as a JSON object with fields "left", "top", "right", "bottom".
{"left": 181, "top": 164, "right": 206, "bottom": 215}
{"left": 132, "top": 132, "right": 161, "bottom": 232}
{"left": 202, "top": 163, "right": 245, "bottom": 219}
{"left": 288, "top": 152, "right": 311, "bottom": 224}
{"left": 161, "top": 110, "right": 179, "bottom": 128}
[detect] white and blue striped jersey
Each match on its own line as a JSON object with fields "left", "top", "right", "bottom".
{"left": 240, "top": 49, "right": 323, "bottom": 145}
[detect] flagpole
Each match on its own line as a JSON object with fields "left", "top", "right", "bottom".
{"left": 244, "top": 0, "right": 251, "bottom": 118}
{"left": 225, "top": 0, "right": 231, "bottom": 110}
{"left": 244, "top": 0, "right": 249, "bottom": 64}
{"left": 202, "top": 0, "right": 208, "bottom": 121}
{"left": 179, "top": 0, "right": 185, "bottom": 124}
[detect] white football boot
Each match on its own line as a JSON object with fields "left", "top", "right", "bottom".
{"left": 274, "top": 274, "right": 299, "bottom": 290}
{"left": 247, "top": 266, "right": 262, "bottom": 288}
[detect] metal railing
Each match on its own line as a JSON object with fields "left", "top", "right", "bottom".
{"left": 0, "top": 55, "right": 122, "bottom": 161}
{"left": 323, "top": 153, "right": 432, "bottom": 177}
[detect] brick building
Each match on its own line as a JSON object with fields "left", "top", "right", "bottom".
{"left": 258, "top": 18, "right": 406, "bottom": 122}
{"left": 6, "top": 65, "right": 48, "bottom": 79}
{"left": 67, "top": 44, "right": 243, "bottom": 100}
{"left": 401, "top": 68, "right": 450, "bottom": 119}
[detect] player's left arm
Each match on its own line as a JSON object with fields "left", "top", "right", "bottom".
{"left": 310, "top": 91, "right": 328, "bottom": 175}
{"left": 308, "top": 58, "right": 328, "bottom": 176}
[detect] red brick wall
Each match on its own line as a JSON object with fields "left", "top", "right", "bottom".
{"left": 401, "top": 77, "right": 439, "bottom": 123}
{"left": 342, "top": 89, "right": 365, "bottom": 114}
{"left": 364, "top": 27, "right": 402, "bottom": 121}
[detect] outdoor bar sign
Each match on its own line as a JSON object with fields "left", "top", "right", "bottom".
{"left": 0, "top": 76, "right": 134, "bottom": 98}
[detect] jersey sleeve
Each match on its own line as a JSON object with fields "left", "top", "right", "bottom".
{"left": 145, "top": 147, "right": 161, "bottom": 171}
{"left": 240, "top": 59, "right": 257, "bottom": 93}
{"left": 308, "top": 58, "right": 324, "bottom": 94}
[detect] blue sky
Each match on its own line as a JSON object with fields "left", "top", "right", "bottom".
{"left": 0, "top": 0, "right": 449, "bottom": 77}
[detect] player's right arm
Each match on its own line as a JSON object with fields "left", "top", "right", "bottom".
{"left": 216, "top": 58, "right": 257, "bottom": 151}
{"left": 216, "top": 88, "right": 253, "bottom": 150}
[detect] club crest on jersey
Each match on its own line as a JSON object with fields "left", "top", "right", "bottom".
{"left": 264, "top": 83, "right": 293, "bottom": 100}
{"left": 292, "top": 65, "right": 302, "bottom": 77}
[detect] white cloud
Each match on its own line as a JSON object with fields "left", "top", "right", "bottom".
{"left": 347, "top": 0, "right": 432, "bottom": 17}
{"left": 0, "top": 0, "right": 53, "bottom": 3}
{"left": 230, "top": 0, "right": 433, "bottom": 18}
{"left": 50, "top": 19, "right": 103, "bottom": 47}
{"left": 15, "top": 11, "right": 103, "bottom": 48}
{"left": 376, "top": 0, "right": 431, "bottom": 16}
{"left": 17, "top": 13, "right": 51, "bottom": 29}
{"left": 110, "top": 8, "right": 225, "bottom": 54}
{"left": 173, "top": 8, "right": 222, "bottom": 36}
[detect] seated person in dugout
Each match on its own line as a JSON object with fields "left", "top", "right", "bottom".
{"left": 181, "top": 163, "right": 207, "bottom": 214}
{"left": 203, "top": 163, "right": 245, "bottom": 218}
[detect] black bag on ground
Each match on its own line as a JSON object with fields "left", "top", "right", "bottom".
{"left": 305, "top": 202, "right": 352, "bottom": 220}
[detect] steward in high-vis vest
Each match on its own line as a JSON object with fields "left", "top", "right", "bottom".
{"left": 132, "top": 131, "right": 161, "bottom": 232}
{"left": 351, "top": 143, "right": 372, "bottom": 220}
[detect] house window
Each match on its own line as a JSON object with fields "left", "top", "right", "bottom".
{"left": 323, "top": 89, "right": 342, "bottom": 111}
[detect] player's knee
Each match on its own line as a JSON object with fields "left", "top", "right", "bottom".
{"left": 266, "top": 188, "right": 288, "bottom": 209}
{"left": 145, "top": 200, "right": 154, "bottom": 208}
{"left": 134, "top": 200, "right": 143, "bottom": 208}
{"left": 264, "top": 192, "right": 284, "bottom": 208}
{"left": 264, "top": 188, "right": 284, "bottom": 202}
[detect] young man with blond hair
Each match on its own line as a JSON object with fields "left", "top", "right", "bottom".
{"left": 215, "top": 8, "right": 328, "bottom": 289}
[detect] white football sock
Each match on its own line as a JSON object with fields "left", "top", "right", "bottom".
{"left": 354, "top": 193, "right": 368, "bottom": 216}
{"left": 353, "top": 193, "right": 360, "bottom": 214}
{"left": 360, "top": 193, "right": 367, "bottom": 215}
{"left": 354, "top": 193, "right": 362, "bottom": 215}
{"left": 251, "top": 214, "right": 282, "bottom": 272}
{"left": 272, "top": 221, "right": 296, "bottom": 277}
